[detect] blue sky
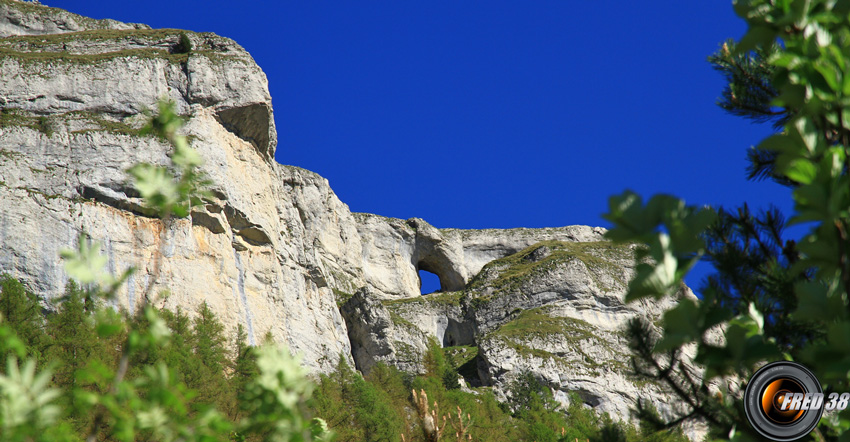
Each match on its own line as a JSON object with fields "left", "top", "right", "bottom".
{"left": 45, "top": 1, "right": 792, "bottom": 293}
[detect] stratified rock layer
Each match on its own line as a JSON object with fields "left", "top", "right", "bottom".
{"left": 0, "top": 2, "right": 701, "bottom": 439}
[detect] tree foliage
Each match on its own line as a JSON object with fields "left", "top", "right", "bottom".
{"left": 608, "top": 1, "right": 850, "bottom": 440}
{"left": 307, "top": 342, "right": 690, "bottom": 442}
{"left": 710, "top": 40, "right": 787, "bottom": 128}
{"left": 0, "top": 275, "right": 46, "bottom": 363}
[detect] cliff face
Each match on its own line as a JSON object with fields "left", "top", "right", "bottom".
{"left": 0, "top": 0, "right": 350, "bottom": 369}
{"left": 0, "top": 1, "right": 701, "bottom": 438}
{"left": 340, "top": 241, "right": 699, "bottom": 435}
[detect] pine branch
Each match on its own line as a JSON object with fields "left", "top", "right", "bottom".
{"left": 626, "top": 319, "right": 725, "bottom": 428}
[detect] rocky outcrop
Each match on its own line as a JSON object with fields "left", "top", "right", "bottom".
{"left": 340, "top": 287, "right": 432, "bottom": 375}
{"left": 340, "top": 287, "right": 471, "bottom": 375}
{"left": 0, "top": 2, "right": 701, "bottom": 439}
{"left": 343, "top": 240, "right": 701, "bottom": 434}
{"left": 0, "top": 24, "right": 277, "bottom": 159}
{"left": 467, "top": 242, "right": 691, "bottom": 421}
{"left": 354, "top": 213, "right": 607, "bottom": 299}
{"left": 0, "top": 0, "right": 148, "bottom": 37}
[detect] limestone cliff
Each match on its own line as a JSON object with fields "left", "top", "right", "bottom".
{"left": 340, "top": 241, "right": 703, "bottom": 438}
{"left": 0, "top": 1, "right": 701, "bottom": 438}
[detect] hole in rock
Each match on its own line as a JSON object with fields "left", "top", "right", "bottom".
{"left": 418, "top": 269, "right": 441, "bottom": 295}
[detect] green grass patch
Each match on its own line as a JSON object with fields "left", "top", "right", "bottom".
{"left": 0, "top": 28, "right": 230, "bottom": 53}
{"left": 1, "top": 28, "right": 181, "bottom": 45}
{"left": 466, "top": 240, "right": 633, "bottom": 297}
{"left": 0, "top": 110, "right": 54, "bottom": 137}
{"left": 445, "top": 345, "right": 478, "bottom": 368}
{"left": 445, "top": 346, "right": 479, "bottom": 381}
{"left": 388, "top": 311, "right": 416, "bottom": 330}
{"left": 491, "top": 307, "right": 596, "bottom": 342}
{"left": 67, "top": 111, "right": 145, "bottom": 137}
{"left": 488, "top": 307, "right": 628, "bottom": 371}
{"left": 0, "top": 108, "right": 45, "bottom": 133}
{"left": 332, "top": 288, "right": 354, "bottom": 307}
{"left": 382, "top": 290, "right": 463, "bottom": 307}
{"left": 0, "top": 0, "right": 104, "bottom": 28}
{"left": 1, "top": 107, "right": 155, "bottom": 139}
{"left": 0, "top": 148, "right": 25, "bottom": 162}
{"left": 393, "top": 340, "right": 419, "bottom": 362}
{"left": 0, "top": 28, "right": 249, "bottom": 68}
{"left": 20, "top": 187, "right": 66, "bottom": 201}
{"left": 0, "top": 108, "right": 148, "bottom": 138}
{"left": 0, "top": 46, "right": 191, "bottom": 65}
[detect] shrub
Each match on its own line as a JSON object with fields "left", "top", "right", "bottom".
{"left": 174, "top": 33, "right": 192, "bottom": 54}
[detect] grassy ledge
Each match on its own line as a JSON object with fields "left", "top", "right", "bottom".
{"left": 466, "top": 240, "right": 633, "bottom": 296}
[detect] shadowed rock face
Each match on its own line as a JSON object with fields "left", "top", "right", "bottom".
{"left": 0, "top": 2, "right": 705, "bottom": 439}
{"left": 214, "top": 103, "right": 273, "bottom": 160}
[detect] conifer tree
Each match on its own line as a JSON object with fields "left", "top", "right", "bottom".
{"left": 621, "top": 13, "right": 814, "bottom": 437}
{"left": 193, "top": 302, "right": 227, "bottom": 373}
{"left": 44, "top": 281, "right": 106, "bottom": 433}
{"left": 126, "top": 305, "right": 166, "bottom": 371}
{"left": 232, "top": 323, "right": 258, "bottom": 399}
{"left": 709, "top": 41, "right": 791, "bottom": 184}
{"left": 191, "top": 301, "right": 229, "bottom": 409}
{"left": 0, "top": 274, "right": 46, "bottom": 363}
{"left": 160, "top": 307, "right": 199, "bottom": 387}
{"left": 312, "top": 356, "right": 401, "bottom": 442}
{"left": 46, "top": 281, "right": 99, "bottom": 388}
{"left": 703, "top": 40, "right": 808, "bottom": 337}
{"left": 0, "top": 101, "right": 334, "bottom": 442}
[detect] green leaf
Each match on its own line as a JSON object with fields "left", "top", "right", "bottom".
{"left": 747, "top": 303, "right": 764, "bottom": 332}
{"left": 737, "top": 26, "right": 776, "bottom": 53}
{"left": 60, "top": 234, "right": 109, "bottom": 286}
{"left": 790, "top": 183, "right": 829, "bottom": 223}
{"left": 789, "top": 116, "right": 823, "bottom": 155}
{"left": 756, "top": 133, "right": 798, "bottom": 154}
{"left": 655, "top": 298, "right": 702, "bottom": 351}
{"left": 0, "top": 357, "right": 61, "bottom": 431}
{"left": 814, "top": 59, "right": 841, "bottom": 92}
{"left": 127, "top": 163, "right": 179, "bottom": 211}
{"left": 127, "top": 99, "right": 211, "bottom": 221}
{"left": 0, "top": 326, "right": 26, "bottom": 358}
{"left": 144, "top": 307, "right": 171, "bottom": 345}
{"left": 625, "top": 234, "right": 678, "bottom": 301}
{"left": 171, "top": 137, "right": 202, "bottom": 168}
{"left": 772, "top": 84, "right": 807, "bottom": 108}
{"left": 784, "top": 158, "right": 817, "bottom": 183}
{"left": 603, "top": 191, "right": 647, "bottom": 241}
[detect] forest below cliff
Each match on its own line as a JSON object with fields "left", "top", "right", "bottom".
{"left": 0, "top": 274, "right": 689, "bottom": 442}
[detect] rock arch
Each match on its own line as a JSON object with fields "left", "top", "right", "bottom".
{"left": 408, "top": 218, "right": 466, "bottom": 292}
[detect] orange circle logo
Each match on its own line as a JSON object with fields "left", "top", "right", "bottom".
{"left": 744, "top": 362, "right": 823, "bottom": 441}
{"left": 760, "top": 378, "right": 805, "bottom": 424}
